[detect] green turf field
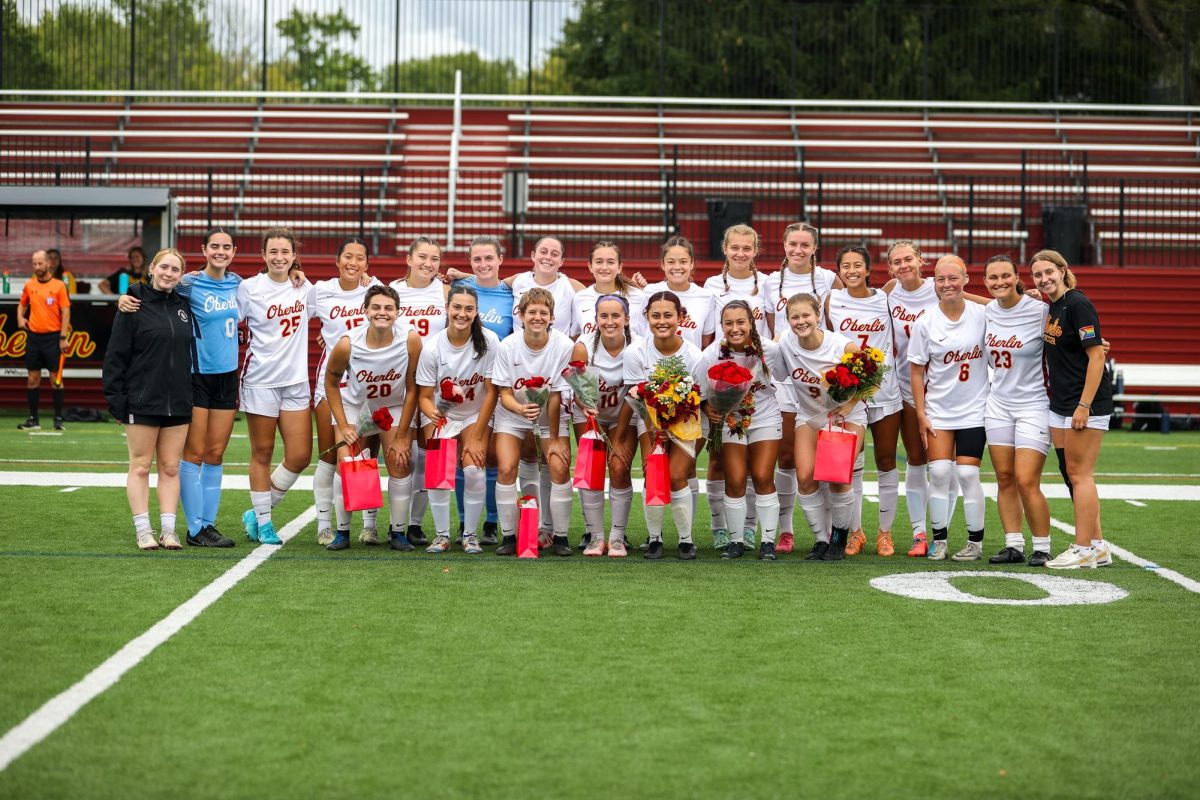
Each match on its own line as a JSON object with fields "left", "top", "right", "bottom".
{"left": 1, "top": 416, "right": 1198, "bottom": 799}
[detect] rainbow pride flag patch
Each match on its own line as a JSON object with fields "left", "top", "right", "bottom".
{"left": 1078, "top": 325, "right": 1096, "bottom": 340}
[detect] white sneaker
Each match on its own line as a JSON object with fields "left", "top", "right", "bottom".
{"left": 1046, "top": 546, "right": 1097, "bottom": 570}
{"left": 317, "top": 527, "right": 334, "bottom": 546}
{"left": 928, "top": 540, "right": 948, "bottom": 560}
{"left": 951, "top": 541, "right": 983, "bottom": 561}
{"left": 136, "top": 529, "right": 159, "bottom": 551}
{"left": 1093, "top": 542, "right": 1113, "bottom": 567}
{"left": 358, "top": 526, "right": 380, "bottom": 546}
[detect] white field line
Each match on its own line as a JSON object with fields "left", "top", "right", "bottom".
{"left": 1046, "top": 515, "right": 1200, "bottom": 595}
{"left": 0, "top": 506, "right": 316, "bottom": 772}
{"left": 1126, "top": 500, "right": 1148, "bottom": 507}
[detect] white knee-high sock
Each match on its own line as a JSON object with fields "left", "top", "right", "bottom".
{"left": 496, "top": 481, "right": 519, "bottom": 538}
{"left": 956, "top": 464, "right": 986, "bottom": 535}
{"left": 724, "top": 495, "right": 748, "bottom": 543}
{"left": 409, "top": 444, "right": 428, "bottom": 527}
{"left": 775, "top": 468, "right": 796, "bottom": 534}
{"left": 706, "top": 479, "right": 727, "bottom": 531}
{"left": 550, "top": 481, "right": 573, "bottom": 537}
{"left": 581, "top": 489, "right": 605, "bottom": 540}
{"left": 270, "top": 465, "right": 300, "bottom": 507}
{"left": 644, "top": 502, "right": 665, "bottom": 542}
{"left": 688, "top": 477, "right": 700, "bottom": 520}
{"left": 672, "top": 487, "right": 694, "bottom": 544}
{"left": 429, "top": 488, "right": 452, "bottom": 536}
{"left": 877, "top": 468, "right": 900, "bottom": 532}
{"left": 819, "top": 484, "right": 832, "bottom": 541}
{"left": 251, "top": 491, "right": 272, "bottom": 526}
{"left": 388, "top": 475, "right": 413, "bottom": 534}
{"left": 462, "top": 466, "right": 486, "bottom": 535}
{"left": 539, "top": 464, "right": 554, "bottom": 534}
{"left": 798, "top": 490, "right": 828, "bottom": 543}
{"left": 518, "top": 460, "right": 540, "bottom": 499}
{"left": 757, "top": 491, "right": 780, "bottom": 544}
{"left": 849, "top": 451, "right": 865, "bottom": 531}
{"left": 905, "top": 463, "right": 928, "bottom": 534}
{"left": 332, "top": 473, "right": 352, "bottom": 530}
{"left": 609, "top": 485, "right": 633, "bottom": 542}
{"left": 947, "top": 463, "right": 961, "bottom": 526}
{"left": 830, "top": 488, "right": 855, "bottom": 533}
{"left": 313, "top": 459, "right": 335, "bottom": 531}
{"left": 744, "top": 482, "right": 758, "bottom": 532}
{"left": 927, "top": 459, "right": 954, "bottom": 534}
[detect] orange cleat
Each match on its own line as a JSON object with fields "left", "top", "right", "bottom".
{"left": 776, "top": 532, "right": 794, "bottom": 553}
{"left": 845, "top": 528, "right": 866, "bottom": 556}
{"left": 907, "top": 532, "right": 928, "bottom": 557}
{"left": 876, "top": 530, "right": 894, "bottom": 557}
{"left": 584, "top": 537, "right": 606, "bottom": 557}
{"left": 607, "top": 538, "right": 627, "bottom": 558}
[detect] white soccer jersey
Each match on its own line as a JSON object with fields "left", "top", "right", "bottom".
{"left": 310, "top": 277, "right": 381, "bottom": 401}
{"left": 773, "top": 330, "right": 855, "bottom": 422}
{"left": 342, "top": 323, "right": 412, "bottom": 409}
{"left": 415, "top": 327, "right": 500, "bottom": 422}
{"left": 826, "top": 288, "right": 901, "bottom": 409}
{"left": 388, "top": 278, "right": 447, "bottom": 338}
{"left": 762, "top": 265, "right": 837, "bottom": 335}
{"left": 985, "top": 295, "right": 1049, "bottom": 414}
{"left": 492, "top": 329, "right": 577, "bottom": 430}
{"left": 698, "top": 339, "right": 781, "bottom": 425}
{"left": 237, "top": 273, "right": 314, "bottom": 389}
{"left": 579, "top": 332, "right": 639, "bottom": 425}
{"left": 908, "top": 302, "right": 989, "bottom": 429}
{"left": 511, "top": 272, "right": 579, "bottom": 337}
{"left": 643, "top": 281, "right": 718, "bottom": 349}
{"left": 888, "top": 276, "right": 937, "bottom": 397}
{"left": 574, "top": 285, "right": 648, "bottom": 339}
{"left": 623, "top": 337, "right": 706, "bottom": 398}
{"left": 702, "top": 272, "right": 770, "bottom": 338}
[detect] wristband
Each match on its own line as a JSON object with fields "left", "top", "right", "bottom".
{"left": 1077, "top": 401, "right": 1092, "bottom": 410}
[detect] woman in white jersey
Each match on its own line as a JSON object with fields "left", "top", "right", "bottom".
{"left": 699, "top": 300, "right": 782, "bottom": 560}
{"left": 322, "top": 285, "right": 421, "bottom": 552}
{"left": 637, "top": 236, "right": 717, "bottom": 351}
{"left": 980, "top": 255, "right": 1054, "bottom": 568}
{"left": 310, "top": 238, "right": 380, "bottom": 547}
{"left": 574, "top": 294, "right": 639, "bottom": 557}
{"left": 908, "top": 255, "right": 990, "bottom": 562}
{"left": 237, "top": 228, "right": 315, "bottom": 546}
{"left": 825, "top": 246, "right": 902, "bottom": 559}
{"left": 618, "top": 291, "right": 706, "bottom": 561}
{"left": 773, "top": 293, "right": 867, "bottom": 561}
{"left": 491, "top": 288, "right": 582, "bottom": 557}
{"left": 573, "top": 241, "right": 647, "bottom": 340}
{"left": 416, "top": 284, "right": 500, "bottom": 555}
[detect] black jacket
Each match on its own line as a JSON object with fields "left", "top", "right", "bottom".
{"left": 102, "top": 281, "right": 195, "bottom": 420}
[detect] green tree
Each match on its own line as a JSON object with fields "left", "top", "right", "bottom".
{"left": 382, "top": 51, "right": 523, "bottom": 94}
{"left": 273, "top": 9, "right": 376, "bottom": 93}
{"left": 0, "top": 0, "right": 57, "bottom": 89}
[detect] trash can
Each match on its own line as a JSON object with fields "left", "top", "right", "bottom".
{"left": 1042, "top": 205, "right": 1088, "bottom": 265}
{"left": 707, "top": 199, "right": 753, "bottom": 259}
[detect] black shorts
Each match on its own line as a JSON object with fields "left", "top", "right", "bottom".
{"left": 192, "top": 370, "right": 239, "bottom": 410}
{"left": 951, "top": 426, "right": 987, "bottom": 460}
{"left": 123, "top": 413, "right": 191, "bottom": 428}
{"left": 25, "top": 332, "right": 62, "bottom": 372}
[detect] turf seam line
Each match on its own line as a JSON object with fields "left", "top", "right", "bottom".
{"left": 0, "top": 505, "right": 317, "bottom": 773}
{"left": 1047, "top": 515, "right": 1200, "bottom": 595}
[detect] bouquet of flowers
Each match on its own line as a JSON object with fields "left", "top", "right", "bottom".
{"left": 635, "top": 355, "right": 703, "bottom": 442}
{"left": 520, "top": 375, "right": 551, "bottom": 457}
{"left": 823, "top": 347, "right": 889, "bottom": 405}
{"left": 322, "top": 406, "right": 394, "bottom": 456}
{"left": 435, "top": 378, "right": 465, "bottom": 432}
{"left": 705, "top": 360, "right": 755, "bottom": 454}
{"left": 561, "top": 360, "right": 601, "bottom": 413}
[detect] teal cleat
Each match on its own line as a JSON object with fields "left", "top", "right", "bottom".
{"left": 743, "top": 527, "right": 757, "bottom": 549}
{"left": 258, "top": 521, "right": 282, "bottom": 546}
{"left": 711, "top": 528, "right": 731, "bottom": 550}
{"left": 242, "top": 509, "right": 259, "bottom": 542}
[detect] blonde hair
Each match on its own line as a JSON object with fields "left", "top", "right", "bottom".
{"left": 518, "top": 286, "right": 555, "bottom": 314}
{"left": 886, "top": 239, "right": 924, "bottom": 264}
{"left": 1030, "top": 249, "right": 1077, "bottom": 290}
{"left": 785, "top": 292, "right": 821, "bottom": 315}
{"left": 150, "top": 248, "right": 187, "bottom": 272}
{"left": 780, "top": 222, "right": 820, "bottom": 296}
{"left": 720, "top": 223, "right": 760, "bottom": 296}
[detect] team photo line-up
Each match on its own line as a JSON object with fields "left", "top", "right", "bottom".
{"left": 90, "top": 221, "right": 1113, "bottom": 568}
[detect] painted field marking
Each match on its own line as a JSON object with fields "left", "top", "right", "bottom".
{"left": 1145, "top": 446, "right": 1177, "bottom": 451}
{"left": 58, "top": 487, "right": 80, "bottom": 493}
{"left": 871, "top": 571, "right": 1128, "bottom": 606}
{"left": 1126, "top": 500, "right": 1147, "bottom": 507}
{"left": 1047, "top": 515, "right": 1200, "bottom": 595}
{"left": 0, "top": 506, "right": 317, "bottom": 773}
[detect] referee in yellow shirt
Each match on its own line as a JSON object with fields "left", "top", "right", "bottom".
{"left": 16, "top": 249, "right": 71, "bottom": 430}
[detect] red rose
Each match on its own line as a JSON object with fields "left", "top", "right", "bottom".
{"left": 525, "top": 375, "right": 547, "bottom": 389}
{"left": 439, "top": 378, "right": 464, "bottom": 402}
{"left": 569, "top": 360, "right": 587, "bottom": 370}
{"left": 371, "top": 407, "right": 394, "bottom": 431}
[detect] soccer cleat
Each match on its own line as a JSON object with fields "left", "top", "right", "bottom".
{"left": 494, "top": 535, "right": 517, "bottom": 556}
{"left": 457, "top": 521, "right": 465, "bottom": 542}
{"left": 242, "top": 509, "right": 260, "bottom": 542}
{"left": 426, "top": 535, "right": 452, "bottom": 554}
{"left": 845, "top": 528, "right": 866, "bottom": 556}
{"left": 551, "top": 536, "right": 573, "bottom": 557}
{"left": 136, "top": 530, "right": 159, "bottom": 551}
{"left": 989, "top": 546, "right": 1026, "bottom": 565}
{"left": 721, "top": 541, "right": 746, "bottom": 559}
{"left": 711, "top": 528, "right": 730, "bottom": 550}
{"left": 358, "top": 527, "right": 380, "bottom": 546}
{"left": 639, "top": 538, "right": 650, "bottom": 552}
{"left": 607, "top": 538, "right": 627, "bottom": 558}
{"left": 538, "top": 531, "right": 554, "bottom": 550}
{"left": 759, "top": 541, "right": 777, "bottom": 561}
{"left": 876, "top": 530, "right": 894, "bottom": 557}
{"left": 676, "top": 542, "right": 697, "bottom": 560}
{"left": 480, "top": 521, "right": 499, "bottom": 546}
{"left": 257, "top": 522, "right": 282, "bottom": 546}
{"left": 743, "top": 527, "right": 757, "bottom": 549}
{"left": 188, "top": 526, "right": 234, "bottom": 548}
{"left": 1046, "top": 546, "right": 1097, "bottom": 570}
{"left": 821, "top": 534, "right": 847, "bottom": 561}
{"left": 776, "top": 532, "right": 794, "bottom": 554}
{"left": 1093, "top": 542, "right": 1113, "bottom": 567}
{"left": 1027, "top": 550, "right": 1052, "bottom": 567}
{"left": 16, "top": 417, "right": 39, "bottom": 431}
{"left": 583, "top": 537, "right": 606, "bottom": 557}
{"left": 644, "top": 540, "right": 664, "bottom": 560}
{"left": 386, "top": 528, "right": 414, "bottom": 551}
{"left": 577, "top": 533, "right": 591, "bottom": 551}
{"left": 406, "top": 524, "right": 429, "bottom": 547}
{"left": 927, "top": 540, "right": 948, "bottom": 560}
{"left": 951, "top": 541, "right": 984, "bottom": 562}
{"left": 159, "top": 531, "right": 182, "bottom": 550}
{"left": 907, "top": 532, "right": 928, "bottom": 557}
{"left": 326, "top": 531, "right": 350, "bottom": 551}
{"left": 804, "top": 541, "right": 830, "bottom": 561}
{"left": 53, "top": 417, "right": 65, "bottom": 431}
{"left": 316, "top": 527, "right": 335, "bottom": 546}
{"left": 462, "top": 534, "right": 484, "bottom": 555}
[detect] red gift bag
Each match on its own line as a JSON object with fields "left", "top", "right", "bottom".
{"left": 517, "top": 495, "right": 540, "bottom": 558}
{"left": 339, "top": 448, "right": 382, "bottom": 512}
{"left": 424, "top": 429, "right": 458, "bottom": 490}
{"left": 644, "top": 436, "right": 671, "bottom": 506}
{"left": 814, "top": 421, "right": 858, "bottom": 484}
{"left": 572, "top": 419, "right": 607, "bottom": 490}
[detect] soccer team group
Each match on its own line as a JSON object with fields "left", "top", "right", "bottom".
{"left": 92, "top": 221, "right": 1114, "bottom": 568}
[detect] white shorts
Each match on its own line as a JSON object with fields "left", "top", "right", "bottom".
{"left": 571, "top": 401, "right": 620, "bottom": 429}
{"left": 493, "top": 405, "right": 569, "bottom": 440}
{"left": 241, "top": 382, "right": 311, "bottom": 416}
{"left": 799, "top": 404, "right": 868, "bottom": 431}
{"left": 986, "top": 406, "right": 1050, "bottom": 453}
{"left": 1048, "top": 410, "right": 1110, "bottom": 432}
{"left": 899, "top": 379, "right": 915, "bottom": 407}
{"left": 745, "top": 414, "right": 784, "bottom": 444}
{"left": 866, "top": 401, "right": 903, "bottom": 425}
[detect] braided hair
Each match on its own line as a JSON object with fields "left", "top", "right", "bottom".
{"left": 780, "top": 221, "right": 820, "bottom": 298}
{"left": 590, "top": 293, "right": 632, "bottom": 364}
{"left": 720, "top": 224, "right": 760, "bottom": 297}
{"left": 719, "top": 299, "right": 769, "bottom": 379}
{"left": 446, "top": 283, "right": 489, "bottom": 360}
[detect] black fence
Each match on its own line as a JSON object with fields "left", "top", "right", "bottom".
{"left": 1, "top": 0, "right": 1196, "bottom": 105}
